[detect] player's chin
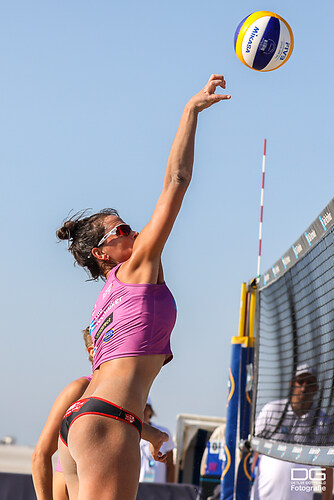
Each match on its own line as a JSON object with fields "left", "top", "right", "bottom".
{"left": 121, "top": 244, "right": 134, "bottom": 261}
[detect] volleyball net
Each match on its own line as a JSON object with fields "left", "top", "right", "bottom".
{"left": 251, "top": 197, "right": 334, "bottom": 466}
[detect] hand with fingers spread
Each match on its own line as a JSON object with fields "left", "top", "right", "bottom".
{"left": 188, "top": 74, "right": 231, "bottom": 113}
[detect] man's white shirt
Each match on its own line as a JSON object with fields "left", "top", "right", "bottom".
{"left": 251, "top": 398, "right": 330, "bottom": 500}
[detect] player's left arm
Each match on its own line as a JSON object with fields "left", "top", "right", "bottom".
{"left": 142, "top": 424, "right": 169, "bottom": 463}
{"left": 166, "top": 450, "right": 175, "bottom": 482}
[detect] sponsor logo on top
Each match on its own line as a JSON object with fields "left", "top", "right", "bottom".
{"left": 103, "top": 283, "right": 114, "bottom": 300}
{"left": 93, "top": 297, "right": 123, "bottom": 330}
{"left": 95, "top": 312, "right": 114, "bottom": 342}
{"left": 103, "top": 329, "right": 115, "bottom": 343}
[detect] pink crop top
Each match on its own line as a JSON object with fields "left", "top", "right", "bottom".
{"left": 90, "top": 264, "right": 176, "bottom": 371}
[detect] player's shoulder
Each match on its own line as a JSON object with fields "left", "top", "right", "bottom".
{"left": 59, "top": 376, "right": 90, "bottom": 400}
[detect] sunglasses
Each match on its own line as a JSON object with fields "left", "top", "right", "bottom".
{"left": 97, "top": 223, "right": 132, "bottom": 246}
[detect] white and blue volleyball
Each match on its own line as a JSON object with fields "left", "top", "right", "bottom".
{"left": 234, "top": 11, "right": 293, "bottom": 72}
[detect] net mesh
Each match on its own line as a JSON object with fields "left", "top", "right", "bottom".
{"left": 252, "top": 200, "right": 334, "bottom": 463}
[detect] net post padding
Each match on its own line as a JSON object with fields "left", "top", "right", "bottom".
{"left": 221, "top": 284, "right": 255, "bottom": 500}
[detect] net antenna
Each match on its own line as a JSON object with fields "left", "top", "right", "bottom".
{"left": 257, "top": 139, "right": 267, "bottom": 280}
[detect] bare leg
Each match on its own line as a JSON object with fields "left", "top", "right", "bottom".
{"left": 58, "top": 439, "right": 79, "bottom": 500}
{"left": 53, "top": 470, "right": 69, "bottom": 500}
{"left": 64, "top": 415, "right": 141, "bottom": 500}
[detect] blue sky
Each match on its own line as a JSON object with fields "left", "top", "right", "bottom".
{"left": 1, "top": 0, "right": 333, "bottom": 444}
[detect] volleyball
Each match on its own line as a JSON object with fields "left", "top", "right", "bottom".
{"left": 234, "top": 11, "right": 294, "bottom": 72}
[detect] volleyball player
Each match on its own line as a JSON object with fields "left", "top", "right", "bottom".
{"left": 57, "top": 75, "right": 231, "bottom": 499}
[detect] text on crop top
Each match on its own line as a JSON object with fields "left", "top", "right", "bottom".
{"left": 90, "top": 265, "right": 177, "bottom": 371}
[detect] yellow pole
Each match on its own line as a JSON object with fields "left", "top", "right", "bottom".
{"left": 247, "top": 282, "right": 257, "bottom": 345}
{"left": 233, "top": 283, "right": 256, "bottom": 348}
{"left": 238, "top": 283, "right": 248, "bottom": 338}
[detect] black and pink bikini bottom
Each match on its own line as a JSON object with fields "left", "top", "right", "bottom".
{"left": 59, "top": 396, "right": 142, "bottom": 446}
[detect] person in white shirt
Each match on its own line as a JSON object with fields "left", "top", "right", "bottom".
{"left": 140, "top": 398, "right": 175, "bottom": 483}
{"left": 251, "top": 364, "right": 333, "bottom": 500}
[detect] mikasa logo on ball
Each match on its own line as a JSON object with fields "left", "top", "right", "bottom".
{"left": 246, "top": 26, "right": 260, "bottom": 53}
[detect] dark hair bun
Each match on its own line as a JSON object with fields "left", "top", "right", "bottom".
{"left": 57, "top": 208, "right": 120, "bottom": 280}
{"left": 57, "top": 220, "right": 78, "bottom": 241}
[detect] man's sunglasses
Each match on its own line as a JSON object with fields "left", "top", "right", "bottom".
{"left": 97, "top": 223, "right": 132, "bottom": 246}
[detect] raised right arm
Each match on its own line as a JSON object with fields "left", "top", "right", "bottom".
{"left": 119, "top": 75, "right": 230, "bottom": 284}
